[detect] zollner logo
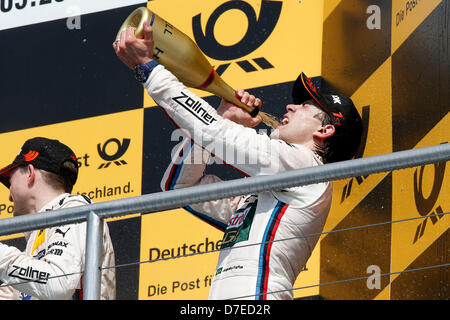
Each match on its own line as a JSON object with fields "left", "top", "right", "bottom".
{"left": 97, "top": 138, "right": 130, "bottom": 169}
{"left": 192, "top": 0, "right": 282, "bottom": 75}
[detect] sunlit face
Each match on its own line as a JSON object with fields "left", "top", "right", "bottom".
{"left": 270, "top": 100, "right": 326, "bottom": 145}
{"left": 8, "top": 166, "right": 32, "bottom": 216}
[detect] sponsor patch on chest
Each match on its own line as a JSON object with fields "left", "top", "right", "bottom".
{"left": 221, "top": 196, "right": 258, "bottom": 249}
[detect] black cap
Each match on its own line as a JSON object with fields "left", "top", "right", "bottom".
{"left": 0, "top": 137, "right": 79, "bottom": 188}
{"left": 292, "top": 72, "right": 363, "bottom": 162}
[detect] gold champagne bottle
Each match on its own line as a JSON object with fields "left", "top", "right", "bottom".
{"left": 116, "top": 7, "right": 280, "bottom": 128}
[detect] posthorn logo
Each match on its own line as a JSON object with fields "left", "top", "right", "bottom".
{"left": 192, "top": 0, "right": 282, "bottom": 75}
{"left": 412, "top": 158, "right": 446, "bottom": 244}
{"left": 97, "top": 138, "right": 130, "bottom": 169}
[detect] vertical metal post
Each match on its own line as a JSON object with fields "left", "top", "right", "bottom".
{"left": 83, "top": 210, "right": 103, "bottom": 300}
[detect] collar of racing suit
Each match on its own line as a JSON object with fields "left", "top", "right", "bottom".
{"left": 23, "top": 193, "right": 71, "bottom": 240}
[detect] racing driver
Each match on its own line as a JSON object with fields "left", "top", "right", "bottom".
{"left": 114, "top": 23, "right": 363, "bottom": 300}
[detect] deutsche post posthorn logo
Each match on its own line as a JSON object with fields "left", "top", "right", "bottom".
{"left": 412, "top": 159, "right": 446, "bottom": 244}
{"left": 192, "top": 0, "right": 282, "bottom": 75}
{"left": 97, "top": 138, "right": 130, "bottom": 169}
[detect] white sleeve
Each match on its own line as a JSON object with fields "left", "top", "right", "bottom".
{"left": 145, "top": 65, "right": 316, "bottom": 178}
{"left": 0, "top": 222, "right": 84, "bottom": 300}
{"left": 0, "top": 200, "right": 88, "bottom": 300}
{"left": 0, "top": 281, "right": 16, "bottom": 299}
{"left": 161, "top": 134, "right": 240, "bottom": 231}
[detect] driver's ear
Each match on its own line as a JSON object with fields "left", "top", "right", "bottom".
{"left": 313, "top": 124, "right": 335, "bottom": 141}
{"left": 26, "top": 164, "right": 36, "bottom": 187}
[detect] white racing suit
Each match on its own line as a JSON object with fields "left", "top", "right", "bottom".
{"left": 148, "top": 65, "right": 332, "bottom": 300}
{"left": 0, "top": 193, "right": 116, "bottom": 300}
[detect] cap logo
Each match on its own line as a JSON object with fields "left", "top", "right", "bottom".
{"left": 303, "top": 74, "right": 320, "bottom": 97}
{"left": 23, "top": 150, "right": 39, "bottom": 162}
{"left": 332, "top": 112, "right": 344, "bottom": 126}
{"left": 331, "top": 95, "right": 342, "bottom": 104}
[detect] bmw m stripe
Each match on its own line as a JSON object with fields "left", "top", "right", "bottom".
{"left": 165, "top": 140, "right": 194, "bottom": 191}
{"left": 165, "top": 139, "right": 227, "bottom": 231}
{"left": 256, "top": 201, "right": 288, "bottom": 300}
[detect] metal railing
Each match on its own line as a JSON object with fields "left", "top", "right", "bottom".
{"left": 0, "top": 143, "right": 448, "bottom": 299}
